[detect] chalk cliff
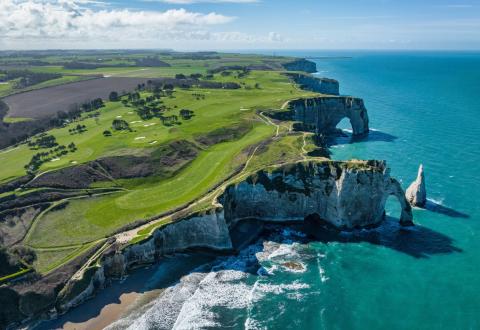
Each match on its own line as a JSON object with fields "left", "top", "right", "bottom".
{"left": 221, "top": 160, "right": 412, "bottom": 229}
{"left": 406, "top": 164, "right": 427, "bottom": 207}
{"left": 282, "top": 59, "right": 317, "bottom": 73}
{"left": 289, "top": 97, "right": 369, "bottom": 136}
{"left": 55, "top": 160, "right": 413, "bottom": 317}
{"left": 286, "top": 73, "right": 339, "bottom": 95}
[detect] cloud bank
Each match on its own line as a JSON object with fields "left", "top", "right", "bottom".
{"left": 0, "top": 0, "right": 234, "bottom": 42}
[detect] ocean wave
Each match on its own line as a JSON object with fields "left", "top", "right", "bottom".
{"left": 316, "top": 252, "right": 329, "bottom": 282}
{"left": 256, "top": 281, "right": 310, "bottom": 295}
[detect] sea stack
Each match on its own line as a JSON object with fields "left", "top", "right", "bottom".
{"left": 406, "top": 164, "right": 427, "bottom": 207}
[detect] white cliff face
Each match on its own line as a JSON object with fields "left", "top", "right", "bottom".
{"left": 406, "top": 164, "right": 427, "bottom": 207}
{"left": 286, "top": 73, "right": 340, "bottom": 95}
{"left": 290, "top": 97, "right": 369, "bottom": 136}
{"left": 150, "top": 211, "right": 232, "bottom": 254}
{"left": 55, "top": 160, "right": 413, "bottom": 316}
{"left": 221, "top": 161, "right": 413, "bottom": 230}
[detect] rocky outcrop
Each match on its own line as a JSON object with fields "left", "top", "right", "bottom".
{"left": 57, "top": 160, "right": 413, "bottom": 314}
{"left": 406, "top": 164, "right": 427, "bottom": 207}
{"left": 2, "top": 160, "right": 413, "bottom": 329}
{"left": 55, "top": 211, "right": 233, "bottom": 312}
{"left": 282, "top": 59, "right": 317, "bottom": 73}
{"left": 289, "top": 97, "right": 369, "bottom": 136}
{"left": 285, "top": 73, "right": 339, "bottom": 95}
{"left": 221, "top": 160, "right": 413, "bottom": 229}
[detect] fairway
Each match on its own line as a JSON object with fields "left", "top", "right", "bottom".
{"left": 0, "top": 55, "right": 321, "bottom": 275}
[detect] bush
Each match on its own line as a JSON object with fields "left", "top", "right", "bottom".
{"left": 109, "top": 91, "right": 119, "bottom": 102}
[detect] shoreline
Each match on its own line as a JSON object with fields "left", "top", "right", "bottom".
{"left": 34, "top": 254, "right": 215, "bottom": 330}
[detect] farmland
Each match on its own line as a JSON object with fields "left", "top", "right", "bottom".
{"left": 3, "top": 77, "right": 149, "bottom": 119}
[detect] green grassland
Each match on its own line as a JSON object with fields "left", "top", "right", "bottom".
{"left": 0, "top": 53, "right": 319, "bottom": 275}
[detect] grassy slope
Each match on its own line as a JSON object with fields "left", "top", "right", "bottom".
{"left": 3, "top": 70, "right": 315, "bottom": 254}
{"left": 0, "top": 53, "right": 316, "bottom": 273}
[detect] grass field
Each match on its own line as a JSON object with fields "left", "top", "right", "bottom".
{"left": 0, "top": 53, "right": 320, "bottom": 274}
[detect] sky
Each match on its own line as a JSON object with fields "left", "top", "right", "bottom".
{"left": 0, "top": 0, "right": 479, "bottom": 50}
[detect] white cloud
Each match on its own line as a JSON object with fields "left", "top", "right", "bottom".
{"left": 152, "top": 0, "right": 258, "bottom": 4}
{"left": 0, "top": 0, "right": 234, "bottom": 42}
{"left": 268, "top": 32, "right": 284, "bottom": 42}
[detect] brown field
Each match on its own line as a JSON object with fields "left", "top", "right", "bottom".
{"left": 2, "top": 77, "right": 149, "bottom": 119}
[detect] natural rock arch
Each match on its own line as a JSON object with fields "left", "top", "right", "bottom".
{"left": 386, "top": 178, "right": 414, "bottom": 225}
{"left": 290, "top": 96, "right": 370, "bottom": 136}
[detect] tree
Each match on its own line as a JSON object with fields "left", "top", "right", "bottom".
{"left": 180, "top": 109, "right": 194, "bottom": 120}
{"left": 109, "top": 91, "right": 119, "bottom": 102}
{"left": 112, "top": 119, "right": 130, "bottom": 131}
{"left": 175, "top": 74, "right": 187, "bottom": 80}
{"left": 68, "top": 142, "right": 77, "bottom": 151}
{"left": 103, "top": 130, "right": 112, "bottom": 137}
{"left": 190, "top": 73, "right": 203, "bottom": 80}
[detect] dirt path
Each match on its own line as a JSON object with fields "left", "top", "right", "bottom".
{"left": 258, "top": 111, "right": 280, "bottom": 137}
{"left": 115, "top": 113, "right": 272, "bottom": 244}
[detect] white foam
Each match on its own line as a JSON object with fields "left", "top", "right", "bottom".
{"left": 316, "top": 253, "right": 329, "bottom": 282}
{"left": 130, "top": 121, "right": 143, "bottom": 124}
{"left": 116, "top": 115, "right": 123, "bottom": 118}
{"left": 144, "top": 123, "right": 156, "bottom": 127}
{"left": 427, "top": 197, "right": 444, "bottom": 206}
{"left": 134, "top": 136, "right": 146, "bottom": 140}
{"left": 149, "top": 140, "right": 158, "bottom": 145}
{"left": 51, "top": 158, "right": 60, "bottom": 162}
{"left": 256, "top": 281, "right": 310, "bottom": 295}
{"left": 173, "top": 269, "right": 252, "bottom": 329}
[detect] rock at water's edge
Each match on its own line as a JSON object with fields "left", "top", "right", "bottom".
{"left": 406, "top": 164, "right": 427, "bottom": 207}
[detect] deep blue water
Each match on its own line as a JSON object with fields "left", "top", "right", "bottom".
{"left": 40, "top": 51, "right": 480, "bottom": 330}
{"left": 132, "top": 51, "right": 480, "bottom": 329}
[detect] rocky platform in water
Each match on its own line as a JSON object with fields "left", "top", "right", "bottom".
{"left": 0, "top": 159, "right": 414, "bottom": 329}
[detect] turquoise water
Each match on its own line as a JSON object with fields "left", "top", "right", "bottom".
{"left": 40, "top": 52, "right": 480, "bottom": 330}
{"left": 127, "top": 52, "right": 480, "bottom": 329}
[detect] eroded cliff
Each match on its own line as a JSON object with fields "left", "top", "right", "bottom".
{"left": 286, "top": 73, "right": 340, "bottom": 95}
{"left": 51, "top": 160, "right": 413, "bottom": 322}
{"left": 289, "top": 97, "right": 369, "bottom": 136}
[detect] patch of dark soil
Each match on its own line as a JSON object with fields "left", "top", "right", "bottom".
{"left": 0, "top": 204, "right": 50, "bottom": 247}
{"left": 2, "top": 77, "right": 148, "bottom": 120}
{"left": 0, "top": 175, "right": 33, "bottom": 194}
{"left": 26, "top": 164, "right": 112, "bottom": 189}
{"left": 25, "top": 140, "right": 199, "bottom": 190}
{"left": 195, "top": 122, "right": 252, "bottom": 147}
{"left": 0, "top": 189, "right": 100, "bottom": 212}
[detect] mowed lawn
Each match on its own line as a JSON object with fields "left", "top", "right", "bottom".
{"left": 0, "top": 71, "right": 314, "bottom": 183}
{"left": 5, "top": 70, "right": 317, "bottom": 250}
{"left": 26, "top": 123, "right": 273, "bottom": 247}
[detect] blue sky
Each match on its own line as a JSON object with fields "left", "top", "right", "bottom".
{"left": 0, "top": 0, "right": 479, "bottom": 50}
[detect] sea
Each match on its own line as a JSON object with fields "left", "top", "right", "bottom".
{"left": 37, "top": 51, "right": 480, "bottom": 330}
